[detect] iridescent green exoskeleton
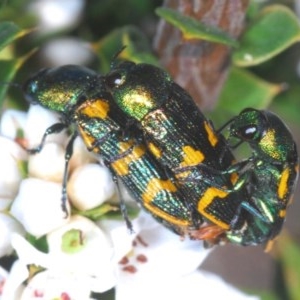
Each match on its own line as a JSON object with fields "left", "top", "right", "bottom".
{"left": 223, "top": 108, "right": 299, "bottom": 246}
{"left": 23, "top": 65, "right": 203, "bottom": 235}
{"left": 104, "top": 61, "right": 264, "bottom": 238}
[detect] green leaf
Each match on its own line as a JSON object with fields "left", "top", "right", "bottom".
{"left": 217, "top": 67, "right": 283, "bottom": 113}
{"left": 0, "top": 50, "right": 35, "bottom": 107}
{"left": 73, "top": 201, "right": 139, "bottom": 222}
{"left": 92, "top": 26, "right": 158, "bottom": 73}
{"left": 0, "top": 59, "right": 23, "bottom": 107}
{"left": 26, "top": 234, "right": 49, "bottom": 253}
{"left": 155, "top": 7, "right": 238, "bottom": 47}
{"left": 233, "top": 5, "right": 300, "bottom": 66}
{"left": 271, "top": 85, "right": 300, "bottom": 126}
{"left": 0, "top": 21, "right": 32, "bottom": 52}
{"left": 72, "top": 202, "right": 120, "bottom": 221}
{"left": 276, "top": 233, "right": 300, "bottom": 300}
{"left": 211, "top": 67, "right": 282, "bottom": 127}
{"left": 102, "top": 204, "right": 140, "bottom": 221}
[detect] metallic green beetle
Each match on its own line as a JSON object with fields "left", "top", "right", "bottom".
{"left": 23, "top": 65, "right": 206, "bottom": 236}
{"left": 224, "top": 109, "right": 298, "bottom": 246}
{"left": 104, "top": 61, "right": 269, "bottom": 241}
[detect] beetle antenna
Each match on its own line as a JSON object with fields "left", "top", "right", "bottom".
{"left": 217, "top": 117, "right": 235, "bottom": 133}
{"left": 110, "top": 45, "right": 127, "bottom": 69}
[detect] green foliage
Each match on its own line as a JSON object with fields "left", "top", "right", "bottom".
{"left": 155, "top": 7, "right": 238, "bottom": 47}
{"left": 93, "top": 26, "right": 158, "bottom": 73}
{"left": 276, "top": 233, "right": 300, "bottom": 300}
{"left": 219, "top": 67, "right": 282, "bottom": 112}
{"left": 233, "top": 5, "right": 300, "bottom": 67}
{"left": 72, "top": 201, "right": 139, "bottom": 222}
{"left": 216, "top": 4, "right": 300, "bottom": 119}
{"left": 26, "top": 233, "right": 49, "bottom": 253}
{"left": 0, "top": 22, "right": 29, "bottom": 51}
{"left": 212, "top": 67, "right": 283, "bottom": 126}
{"left": 0, "top": 22, "right": 34, "bottom": 107}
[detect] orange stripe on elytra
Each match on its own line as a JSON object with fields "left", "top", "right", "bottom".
{"left": 204, "top": 121, "right": 218, "bottom": 147}
{"left": 198, "top": 187, "right": 230, "bottom": 229}
{"left": 180, "top": 145, "right": 205, "bottom": 167}
{"left": 111, "top": 143, "right": 146, "bottom": 176}
{"left": 277, "top": 167, "right": 290, "bottom": 200}
{"left": 142, "top": 178, "right": 190, "bottom": 226}
{"left": 80, "top": 99, "right": 110, "bottom": 119}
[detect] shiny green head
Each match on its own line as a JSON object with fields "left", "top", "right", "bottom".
{"left": 229, "top": 108, "right": 297, "bottom": 162}
{"left": 23, "top": 65, "right": 102, "bottom": 114}
{"left": 105, "top": 61, "right": 172, "bottom": 121}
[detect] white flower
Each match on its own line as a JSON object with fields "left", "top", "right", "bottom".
{"left": 10, "top": 178, "right": 70, "bottom": 237}
{"left": 4, "top": 213, "right": 259, "bottom": 300}
{"left": 0, "top": 137, "right": 27, "bottom": 209}
{"left": 114, "top": 213, "right": 259, "bottom": 300}
{"left": 24, "top": 105, "right": 66, "bottom": 148}
{"left": 0, "top": 106, "right": 259, "bottom": 299}
{"left": 28, "top": 0, "right": 85, "bottom": 33}
{"left": 0, "top": 213, "right": 25, "bottom": 257}
{"left": 1, "top": 260, "right": 26, "bottom": 299}
{"left": 46, "top": 215, "right": 114, "bottom": 281}
{"left": 3, "top": 215, "right": 138, "bottom": 299}
{"left": 117, "top": 212, "right": 208, "bottom": 279}
{"left": 28, "top": 142, "right": 66, "bottom": 182}
{"left": 67, "top": 163, "right": 116, "bottom": 210}
{"left": 19, "top": 270, "right": 94, "bottom": 300}
{"left": 10, "top": 215, "right": 117, "bottom": 293}
{"left": 116, "top": 269, "right": 260, "bottom": 300}
{"left": 0, "top": 265, "right": 8, "bottom": 289}
{"left": 0, "top": 109, "right": 27, "bottom": 140}
{"left": 69, "top": 137, "right": 97, "bottom": 172}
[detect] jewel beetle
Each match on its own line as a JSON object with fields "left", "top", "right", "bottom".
{"left": 104, "top": 61, "right": 264, "bottom": 236}
{"left": 22, "top": 64, "right": 205, "bottom": 236}
{"left": 222, "top": 108, "right": 299, "bottom": 246}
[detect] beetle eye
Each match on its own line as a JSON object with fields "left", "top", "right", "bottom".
{"left": 105, "top": 72, "right": 124, "bottom": 88}
{"left": 240, "top": 125, "right": 258, "bottom": 140}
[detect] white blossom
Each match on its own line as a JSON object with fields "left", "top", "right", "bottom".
{"left": 68, "top": 163, "right": 116, "bottom": 210}
{"left": 28, "top": 142, "right": 66, "bottom": 183}
{"left": 24, "top": 105, "right": 66, "bottom": 148}
{"left": 28, "top": 0, "right": 85, "bottom": 33}
{"left": 0, "top": 213, "right": 25, "bottom": 257}
{"left": 114, "top": 213, "right": 259, "bottom": 300}
{"left": 0, "top": 106, "right": 259, "bottom": 299}
{"left": 10, "top": 178, "right": 70, "bottom": 237}
{"left": 0, "top": 137, "right": 27, "bottom": 207}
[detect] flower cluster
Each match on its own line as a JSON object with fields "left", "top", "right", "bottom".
{"left": 0, "top": 106, "right": 259, "bottom": 299}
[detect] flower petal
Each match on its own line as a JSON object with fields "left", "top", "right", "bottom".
{"left": 0, "top": 137, "right": 27, "bottom": 200}
{"left": 1, "top": 260, "right": 27, "bottom": 300}
{"left": 0, "top": 109, "right": 27, "bottom": 140}
{"left": 68, "top": 163, "right": 116, "bottom": 210}
{"left": 28, "top": 142, "right": 65, "bottom": 183}
{"left": 69, "top": 137, "right": 96, "bottom": 172}
{"left": 11, "top": 215, "right": 117, "bottom": 294}
{"left": 19, "top": 270, "right": 92, "bottom": 300}
{"left": 10, "top": 178, "right": 70, "bottom": 237}
{"left": 117, "top": 212, "right": 208, "bottom": 282}
{"left": 0, "top": 213, "right": 25, "bottom": 257}
{"left": 116, "top": 269, "right": 259, "bottom": 300}
{"left": 25, "top": 105, "right": 67, "bottom": 149}
{"left": 47, "top": 215, "right": 116, "bottom": 292}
